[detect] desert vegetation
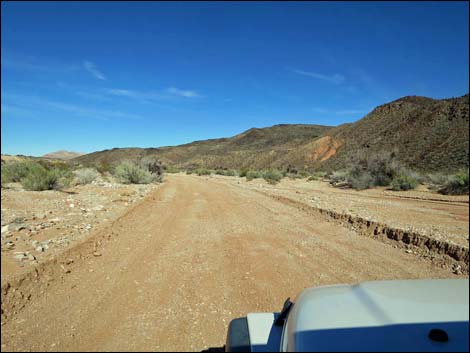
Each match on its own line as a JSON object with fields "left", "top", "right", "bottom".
{"left": 113, "top": 157, "right": 164, "bottom": 184}
{"left": 323, "top": 152, "right": 469, "bottom": 195}
{"left": 1, "top": 160, "right": 73, "bottom": 191}
{"left": 438, "top": 169, "right": 469, "bottom": 195}
{"left": 73, "top": 168, "right": 100, "bottom": 185}
{"left": 1, "top": 156, "right": 165, "bottom": 190}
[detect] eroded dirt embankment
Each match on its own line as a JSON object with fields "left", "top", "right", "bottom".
{"left": 255, "top": 191, "right": 469, "bottom": 274}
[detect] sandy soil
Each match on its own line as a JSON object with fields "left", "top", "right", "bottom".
{"left": 1, "top": 174, "right": 468, "bottom": 351}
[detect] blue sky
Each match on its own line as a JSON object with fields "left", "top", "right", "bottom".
{"left": 1, "top": 1, "right": 468, "bottom": 156}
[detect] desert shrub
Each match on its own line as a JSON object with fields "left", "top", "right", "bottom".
{"left": 426, "top": 172, "right": 448, "bottom": 186}
{"left": 195, "top": 168, "right": 212, "bottom": 176}
{"left": 339, "top": 151, "right": 405, "bottom": 190}
{"left": 439, "top": 169, "right": 469, "bottom": 195}
{"left": 1, "top": 161, "right": 42, "bottom": 182}
{"left": 239, "top": 169, "right": 249, "bottom": 177}
{"left": 391, "top": 173, "right": 419, "bottom": 191}
{"left": 38, "top": 159, "right": 71, "bottom": 172}
{"left": 74, "top": 168, "right": 99, "bottom": 185}
{"left": 114, "top": 161, "right": 154, "bottom": 184}
{"left": 425, "top": 172, "right": 451, "bottom": 191}
{"left": 285, "top": 165, "right": 298, "bottom": 175}
{"left": 95, "top": 161, "right": 113, "bottom": 174}
{"left": 245, "top": 170, "right": 262, "bottom": 181}
{"left": 348, "top": 172, "right": 375, "bottom": 190}
{"left": 165, "top": 166, "right": 181, "bottom": 173}
{"left": 262, "top": 170, "right": 283, "bottom": 184}
{"left": 298, "top": 170, "right": 310, "bottom": 178}
{"left": 218, "top": 169, "right": 237, "bottom": 176}
{"left": 138, "top": 156, "right": 164, "bottom": 182}
{"left": 350, "top": 152, "right": 401, "bottom": 187}
{"left": 329, "top": 170, "right": 350, "bottom": 184}
{"left": 186, "top": 170, "right": 194, "bottom": 175}
{"left": 21, "top": 167, "right": 70, "bottom": 191}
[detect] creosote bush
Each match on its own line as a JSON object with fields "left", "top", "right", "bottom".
{"left": 21, "top": 166, "right": 72, "bottom": 191}
{"left": 194, "top": 168, "right": 212, "bottom": 176}
{"left": 390, "top": 173, "right": 419, "bottom": 191}
{"left": 245, "top": 170, "right": 262, "bottom": 181}
{"left": 114, "top": 161, "right": 155, "bottom": 184}
{"left": 262, "top": 170, "right": 283, "bottom": 184}
{"left": 1, "top": 161, "right": 42, "bottom": 182}
{"left": 439, "top": 169, "right": 469, "bottom": 195}
{"left": 1, "top": 161, "right": 72, "bottom": 191}
{"left": 74, "top": 168, "right": 99, "bottom": 185}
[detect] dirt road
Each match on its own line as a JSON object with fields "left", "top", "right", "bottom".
{"left": 1, "top": 175, "right": 462, "bottom": 351}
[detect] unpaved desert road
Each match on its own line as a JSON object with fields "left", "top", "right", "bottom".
{"left": 1, "top": 175, "right": 458, "bottom": 352}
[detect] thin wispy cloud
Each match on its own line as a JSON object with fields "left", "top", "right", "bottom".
{"left": 291, "top": 68, "right": 345, "bottom": 84}
{"left": 167, "top": 87, "right": 201, "bottom": 98}
{"left": 83, "top": 60, "right": 106, "bottom": 80}
{"left": 2, "top": 54, "right": 80, "bottom": 74}
{"left": 107, "top": 89, "right": 138, "bottom": 97}
{"left": 3, "top": 93, "right": 142, "bottom": 121}
{"left": 105, "top": 87, "right": 203, "bottom": 101}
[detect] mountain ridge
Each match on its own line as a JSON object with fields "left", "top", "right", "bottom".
{"left": 72, "top": 93, "right": 469, "bottom": 173}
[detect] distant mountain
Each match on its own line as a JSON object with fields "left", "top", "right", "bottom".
{"left": 73, "top": 94, "right": 469, "bottom": 173}
{"left": 43, "top": 150, "right": 85, "bottom": 160}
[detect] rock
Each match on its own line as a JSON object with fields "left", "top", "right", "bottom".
{"left": 93, "top": 252, "right": 102, "bottom": 257}
{"left": 91, "top": 205, "right": 105, "bottom": 211}
{"left": 13, "top": 252, "right": 27, "bottom": 261}
{"left": 453, "top": 265, "right": 462, "bottom": 275}
{"left": 27, "top": 253, "right": 36, "bottom": 261}
{"left": 12, "top": 217, "right": 26, "bottom": 224}
{"left": 9, "top": 223, "right": 29, "bottom": 232}
{"left": 49, "top": 218, "right": 60, "bottom": 223}
{"left": 35, "top": 246, "right": 45, "bottom": 252}
{"left": 65, "top": 258, "right": 74, "bottom": 265}
{"left": 4, "top": 242, "right": 15, "bottom": 249}
{"left": 406, "top": 249, "right": 413, "bottom": 254}
{"left": 1, "top": 226, "right": 9, "bottom": 234}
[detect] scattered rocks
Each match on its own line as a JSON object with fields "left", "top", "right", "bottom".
{"left": 2, "top": 179, "right": 158, "bottom": 271}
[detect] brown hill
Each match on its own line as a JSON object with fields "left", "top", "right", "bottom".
{"left": 73, "top": 94, "right": 469, "bottom": 173}
{"left": 318, "top": 94, "right": 469, "bottom": 172}
{"left": 73, "top": 124, "right": 332, "bottom": 171}
{"left": 43, "top": 150, "right": 85, "bottom": 160}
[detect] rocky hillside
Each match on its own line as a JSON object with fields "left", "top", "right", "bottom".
{"left": 320, "top": 94, "right": 469, "bottom": 172}
{"left": 73, "top": 124, "right": 333, "bottom": 170}
{"left": 73, "top": 94, "right": 469, "bottom": 173}
{"left": 42, "top": 150, "right": 85, "bottom": 160}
